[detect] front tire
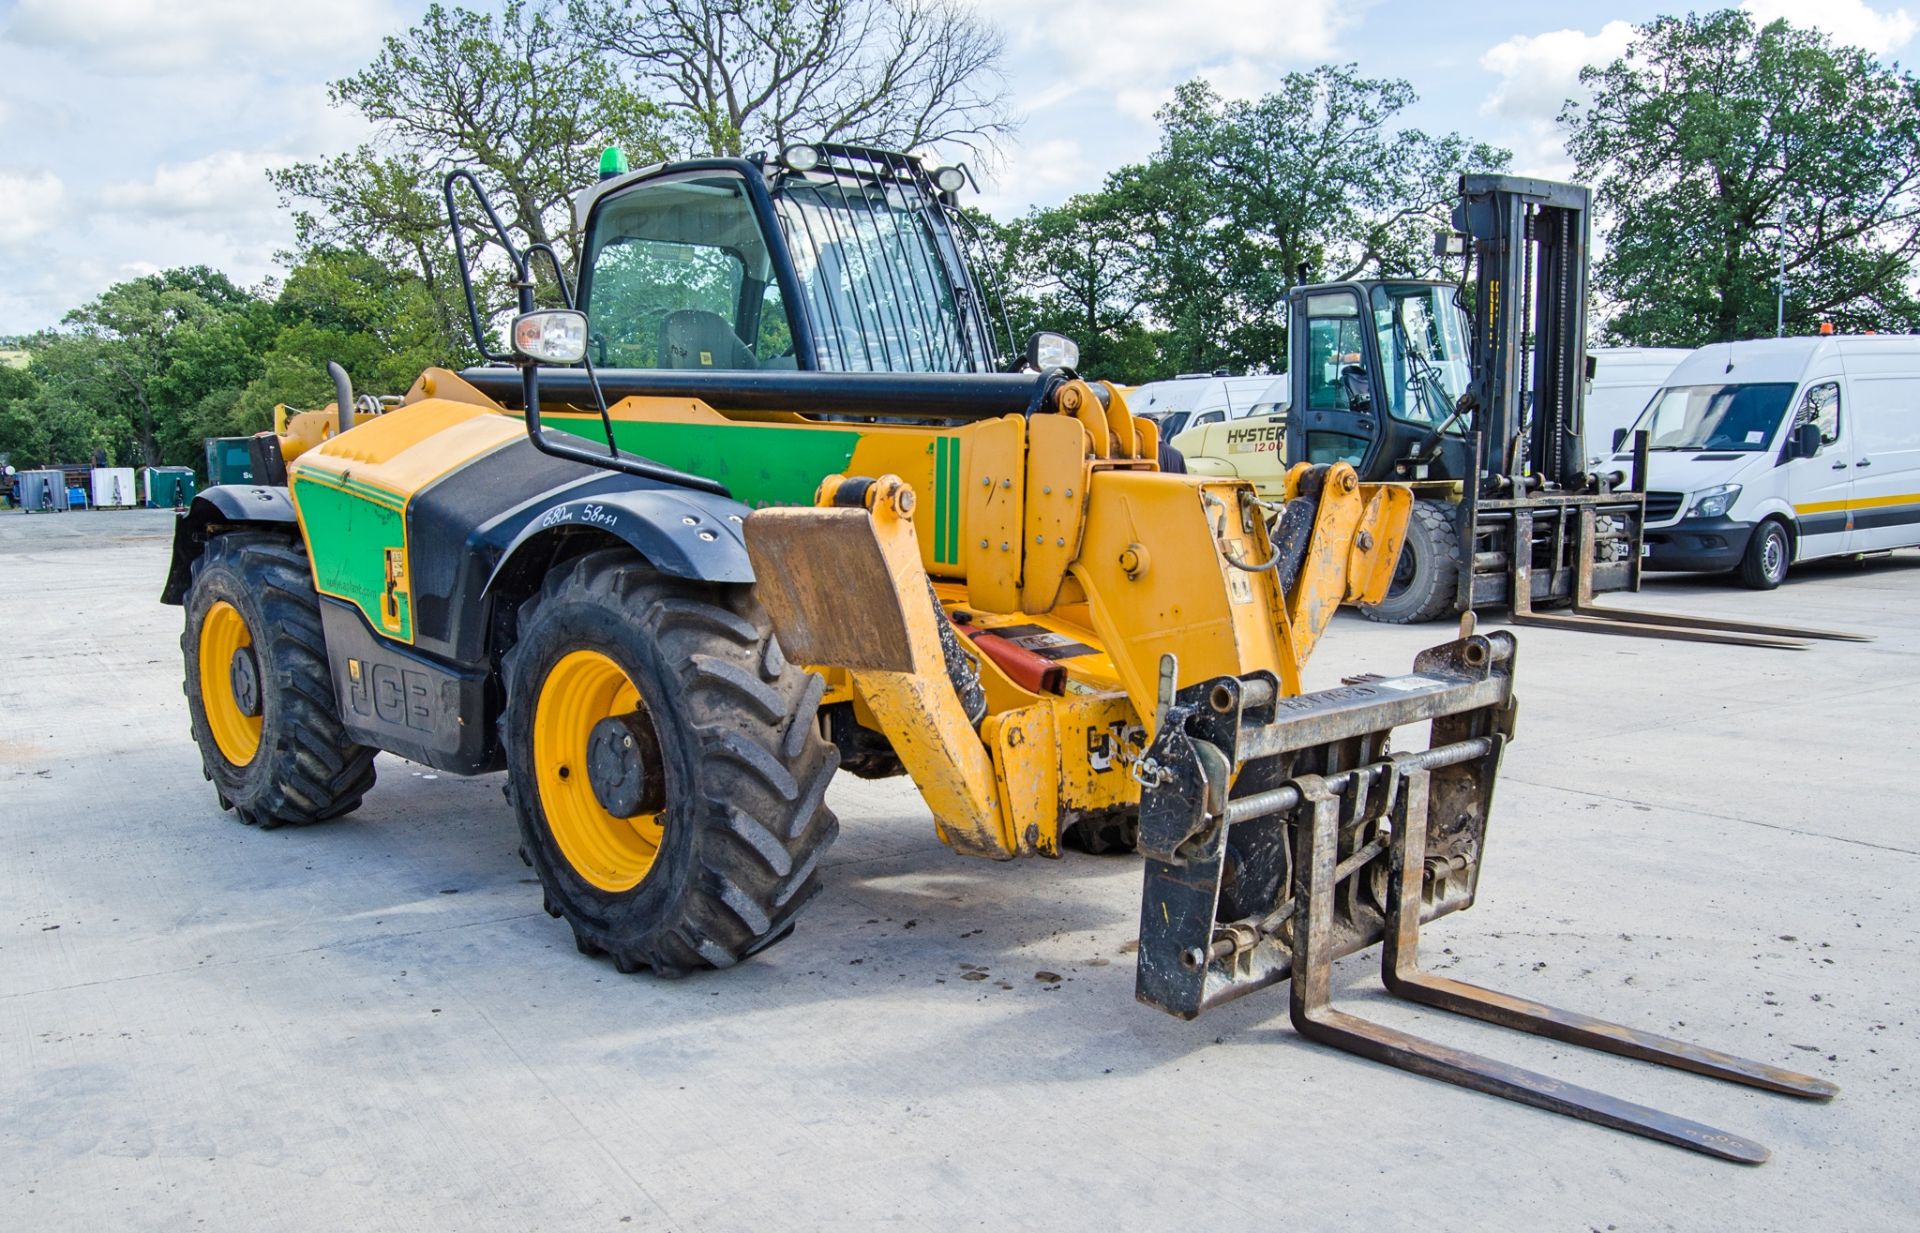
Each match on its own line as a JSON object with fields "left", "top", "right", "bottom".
{"left": 1739, "top": 519, "right": 1791, "bottom": 590}
{"left": 181, "top": 532, "right": 378, "bottom": 827}
{"left": 1360, "top": 498, "right": 1461, "bottom": 625}
{"left": 503, "top": 549, "right": 839, "bottom": 975}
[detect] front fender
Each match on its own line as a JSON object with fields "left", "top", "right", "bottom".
{"left": 159, "top": 486, "right": 299, "bottom": 604}
{"left": 484, "top": 485, "right": 757, "bottom": 599}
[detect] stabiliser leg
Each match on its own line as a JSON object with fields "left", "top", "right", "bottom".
{"left": 1286, "top": 768, "right": 1836, "bottom": 1165}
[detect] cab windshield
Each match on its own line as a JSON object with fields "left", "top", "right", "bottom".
{"left": 580, "top": 173, "right": 791, "bottom": 370}
{"left": 1631, "top": 383, "right": 1797, "bottom": 452}
{"left": 1370, "top": 283, "right": 1470, "bottom": 428}
{"left": 771, "top": 175, "right": 985, "bottom": 373}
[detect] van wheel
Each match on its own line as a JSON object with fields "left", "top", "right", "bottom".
{"left": 1738, "top": 520, "right": 1790, "bottom": 590}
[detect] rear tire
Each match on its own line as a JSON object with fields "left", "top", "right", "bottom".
{"left": 181, "top": 532, "right": 378, "bottom": 827}
{"left": 1738, "top": 519, "right": 1791, "bottom": 590}
{"left": 1360, "top": 498, "right": 1461, "bottom": 625}
{"left": 503, "top": 549, "right": 839, "bottom": 976}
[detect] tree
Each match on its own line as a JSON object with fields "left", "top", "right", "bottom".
{"left": 232, "top": 248, "right": 450, "bottom": 425}
{"left": 48, "top": 267, "right": 266, "bottom": 467}
{"left": 572, "top": 0, "right": 1014, "bottom": 159}
{"left": 995, "top": 194, "right": 1158, "bottom": 381}
{"left": 1565, "top": 10, "right": 1920, "bottom": 345}
{"left": 1019, "top": 72, "right": 1505, "bottom": 379}
{"left": 274, "top": 1, "right": 673, "bottom": 345}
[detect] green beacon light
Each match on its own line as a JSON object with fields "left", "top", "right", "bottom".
{"left": 599, "top": 146, "right": 630, "bottom": 181}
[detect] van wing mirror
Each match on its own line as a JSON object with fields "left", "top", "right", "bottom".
{"left": 1611, "top": 427, "right": 1628, "bottom": 452}
{"left": 1791, "top": 421, "right": 1821, "bottom": 459}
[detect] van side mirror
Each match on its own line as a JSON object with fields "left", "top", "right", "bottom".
{"left": 1790, "top": 421, "right": 1821, "bottom": 459}
{"left": 1611, "top": 427, "right": 1628, "bottom": 452}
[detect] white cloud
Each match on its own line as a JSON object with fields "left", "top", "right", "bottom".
{"left": 976, "top": 0, "right": 1354, "bottom": 115}
{"left": 1740, "top": 0, "right": 1918, "bottom": 53}
{"left": 1478, "top": 23, "right": 1636, "bottom": 177}
{"left": 0, "top": 169, "right": 67, "bottom": 249}
{"left": 99, "top": 149, "right": 295, "bottom": 227}
{"left": 3, "top": 0, "right": 398, "bottom": 74}
{"left": 1480, "top": 22, "right": 1634, "bottom": 124}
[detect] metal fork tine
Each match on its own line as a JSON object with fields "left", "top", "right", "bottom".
{"left": 1383, "top": 771, "right": 1838, "bottom": 1099}
{"left": 1292, "top": 1004, "right": 1770, "bottom": 1164}
{"left": 1290, "top": 782, "right": 1779, "bottom": 1164}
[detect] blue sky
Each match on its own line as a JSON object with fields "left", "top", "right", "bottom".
{"left": 0, "top": 0, "right": 1914, "bottom": 333}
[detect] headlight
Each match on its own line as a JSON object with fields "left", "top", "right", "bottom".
{"left": 1687, "top": 483, "right": 1741, "bottom": 520}
{"left": 1024, "top": 330, "right": 1080, "bottom": 371}
{"left": 510, "top": 310, "right": 589, "bottom": 365}
{"left": 930, "top": 165, "right": 967, "bottom": 194}
{"left": 780, "top": 143, "right": 821, "bottom": 173}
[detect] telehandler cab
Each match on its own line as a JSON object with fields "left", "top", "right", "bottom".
{"left": 163, "top": 144, "right": 1832, "bottom": 1162}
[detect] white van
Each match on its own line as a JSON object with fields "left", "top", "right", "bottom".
{"left": 1126, "top": 374, "right": 1285, "bottom": 440}
{"left": 1585, "top": 347, "right": 1690, "bottom": 470}
{"left": 1616, "top": 334, "right": 1920, "bottom": 588}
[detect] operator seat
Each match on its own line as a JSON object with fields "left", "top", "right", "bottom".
{"left": 659, "top": 309, "right": 758, "bottom": 370}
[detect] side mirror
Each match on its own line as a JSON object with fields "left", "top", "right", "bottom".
{"left": 1790, "top": 421, "right": 1821, "bottom": 459}
{"left": 1611, "top": 427, "right": 1628, "bottom": 452}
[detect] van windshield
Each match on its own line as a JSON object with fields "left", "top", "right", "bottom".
{"left": 1632, "top": 382, "right": 1798, "bottom": 452}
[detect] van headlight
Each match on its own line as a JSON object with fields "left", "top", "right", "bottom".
{"left": 1687, "top": 483, "right": 1741, "bottom": 519}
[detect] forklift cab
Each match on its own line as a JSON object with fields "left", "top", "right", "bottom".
{"left": 1285, "top": 280, "right": 1474, "bottom": 483}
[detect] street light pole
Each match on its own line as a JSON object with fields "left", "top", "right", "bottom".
{"left": 1776, "top": 201, "right": 1787, "bottom": 337}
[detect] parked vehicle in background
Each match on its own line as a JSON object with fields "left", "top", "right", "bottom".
{"left": 1126, "top": 373, "right": 1285, "bottom": 440}
{"left": 1618, "top": 333, "right": 1920, "bottom": 588}
{"left": 1171, "top": 410, "right": 1286, "bottom": 479}
{"left": 1585, "top": 347, "right": 1689, "bottom": 472}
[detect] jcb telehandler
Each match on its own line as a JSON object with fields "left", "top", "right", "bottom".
{"left": 1183, "top": 175, "right": 1861, "bottom": 649}
{"left": 163, "top": 144, "right": 1832, "bottom": 1161}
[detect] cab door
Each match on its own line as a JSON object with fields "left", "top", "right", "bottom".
{"left": 1781, "top": 379, "right": 1853, "bottom": 560}
{"left": 1285, "top": 287, "right": 1381, "bottom": 470}
{"left": 1836, "top": 361, "right": 1920, "bottom": 551}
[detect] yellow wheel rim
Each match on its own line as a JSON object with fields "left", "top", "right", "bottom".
{"left": 533, "top": 649, "right": 666, "bottom": 892}
{"left": 198, "top": 600, "right": 263, "bottom": 767}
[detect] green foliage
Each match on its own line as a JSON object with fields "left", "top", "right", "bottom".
{"left": 3, "top": 253, "right": 451, "bottom": 474}
{"left": 1565, "top": 9, "right": 1920, "bottom": 345}
{"left": 274, "top": 1, "right": 675, "bottom": 346}
{"left": 992, "top": 70, "right": 1506, "bottom": 382}
{"left": 233, "top": 249, "right": 450, "bottom": 425}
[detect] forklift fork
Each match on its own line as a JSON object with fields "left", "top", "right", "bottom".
{"left": 1506, "top": 507, "right": 1870, "bottom": 649}
{"left": 1289, "top": 759, "right": 1835, "bottom": 1165}
{"left": 1135, "top": 628, "right": 1836, "bottom": 1164}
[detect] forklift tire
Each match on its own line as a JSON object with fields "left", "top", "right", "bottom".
{"left": 503, "top": 549, "right": 840, "bottom": 976}
{"left": 1737, "top": 519, "right": 1791, "bottom": 590}
{"left": 181, "top": 532, "right": 378, "bottom": 827}
{"left": 1359, "top": 499, "right": 1461, "bottom": 625}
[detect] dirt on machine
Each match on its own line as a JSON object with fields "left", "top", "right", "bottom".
{"left": 161, "top": 144, "right": 1834, "bottom": 1163}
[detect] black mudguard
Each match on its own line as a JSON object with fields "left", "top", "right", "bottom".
{"left": 482, "top": 483, "right": 756, "bottom": 600}
{"left": 159, "top": 486, "right": 299, "bottom": 604}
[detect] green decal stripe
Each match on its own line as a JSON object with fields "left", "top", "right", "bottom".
{"left": 933, "top": 438, "right": 952, "bottom": 564}
{"left": 945, "top": 434, "right": 962, "bottom": 563}
{"left": 296, "top": 467, "right": 406, "bottom": 511}
{"left": 291, "top": 475, "right": 412, "bottom": 642}
{"left": 537, "top": 413, "right": 860, "bottom": 510}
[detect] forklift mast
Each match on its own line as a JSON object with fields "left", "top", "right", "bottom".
{"left": 1455, "top": 175, "right": 1593, "bottom": 494}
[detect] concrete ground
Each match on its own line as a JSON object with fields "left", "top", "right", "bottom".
{"left": 2, "top": 508, "right": 1915, "bottom": 1232}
